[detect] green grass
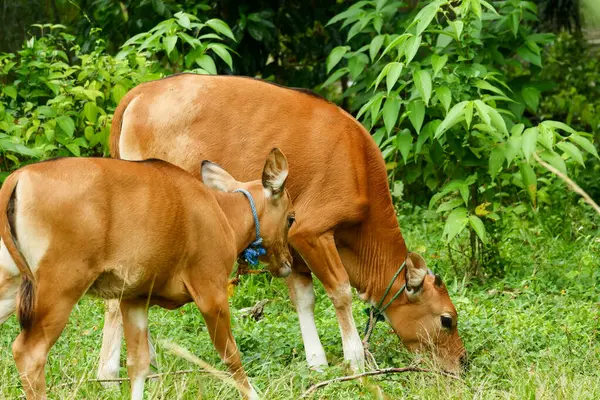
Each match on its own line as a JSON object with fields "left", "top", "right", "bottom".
{"left": 1, "top": 207, "right": 599, "bottom": 399}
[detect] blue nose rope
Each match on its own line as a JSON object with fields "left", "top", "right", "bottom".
{"left": 233, "top": 189, "right": 266, "bottom": 266}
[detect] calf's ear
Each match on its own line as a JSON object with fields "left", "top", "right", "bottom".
{"left": 405, "top": 252, "right": 427, "bottom": 291}
{"left": 201, "top": 160, "right": 240, "bottom": 192}
{"left": 262, "top": 148, "right": 288, "bottom": 199}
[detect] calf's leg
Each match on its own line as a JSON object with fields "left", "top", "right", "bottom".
{"left": 286, "top": 255, "right": 328, "bottom": 370}
{"left": 120, "top": 300, "right": 150, "bottom": 400}
{"left": 291, "top": 231, "right": 365, "bottom": 372}
{"left": 0, "top": 242, "right": 19, "bottom": 324}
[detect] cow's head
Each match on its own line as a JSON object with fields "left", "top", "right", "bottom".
{"left": 383, "top": 252, "right": 466, "bottom": 373}
{"left": 202, "top": 148, "right": 294, "bottom": 278}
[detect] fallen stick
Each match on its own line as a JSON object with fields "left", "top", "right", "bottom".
{"left": 533, "top": 152, "right": 600, "bottom": 216}
{"left": 299, "top": 367, "right": 461, "bottom": 398}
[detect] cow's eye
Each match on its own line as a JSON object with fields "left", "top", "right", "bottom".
{"left": 287, "top": 214, "right": 295, "bottom": 227}
{"left": 441, "top": 315, "right": 453, "bottom": 329}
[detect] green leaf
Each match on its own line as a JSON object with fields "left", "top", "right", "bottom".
{"left": 540, "top": 151, "right": 567, "bottom": 175}
{"left": 112, "top": 84, "right": 127, "bottom": 105}
{"left": 163, "top": 35, "right": 178, "bottom": 55}
{"left": 56, "top": 116, "right": 75, "bottom": 138}
{"left": 517, "top": 46, "right": 542, "bottom": 67}
{"left": 386, "top": 62, "right": 403, "bottom": 94}
{"left": 569, "top": 134, "right": 599, "bottom": 159}
{"left": 356, "top": 91, "right": 384, "bottom": 121}
{"left": 522, "top": 87, "right": 540, "bottom": 112}
{"left": 485, "top": 104, "right": 508, "bottom": 135}
{"left": 208, "top": 43, "right": 233, "bottom": 69}
{"left": 396, "top": 129, "right": 412, "bottom": 164}
{"left": 436, "top": 198, "right": 463, "bottom": 213}
{"left": 66, "top": 143, "right": 80, "bottom": 156}
{"left": 415, "top": 0, "right": 443, "bottom": 36}
{"left": 557, "top": 142, "right": 585, "bottom": 166}
{"left": 451, "top": 20, "right": 464, "bottom": 39}
{"left": 443, "top": 207, "right": 469, "bottom": 243}
{"left": 195, "top": 54, "right": 217, "bottom": 74}
{"left": 2, "top": 85, "right": 17, "bottom": 100}
{"left": 538, "top": 124, "right": 554, "bottom": 150}
{"left": 519, "top": 162, "right": 537, "bottom": 207}
{"left": 321, "top": 68, "right": 348, "bottom": 87}
{"left": 407, "top": 100, "right": 425, "bottom": 134}
{"left": 474, "top": 100, "right": 491, "bottom": 126}
{"left": 489, "top": 145, "right": 504, "bottom": 179}
{"left": 327, "top": 46, "right": 349, "bottom": 73}
{"left": 431, "top": 54, "right": 448, "bottom": 77}
{"left": 435, "top": 86, "right": 452, "bottom": 112}
{"left": 206, "top": 19, "right": 236, "bottom": 41}
{"left": 475, "top": 80, "right": 506, "bottom": 96}
{"left": 404, "top": 35, "right": 421, "bottom": 65}
{"left": 511, "top": 123, "right": 525, "bottom": 137}
{"left": 383, "top": 97, "right": 401, "bottom": 134}
{"left": 176, "top": 12, "right": 191, "bottom": 29}
{"left": 348, "top": 53, "right": 369, "bottom": 80}
{"left": 83, "top": 102, "right": 98, "bottom": 123}
{"left": 84, "top": 126, "right": 95, "bottom": 141}
{"left": 413, "top": 70, "right": 432, "bottom": 105}
{"left": 522, "top": 127, "right": 538, "bottom": 162}
{"left": 435, "top": 101, "right": 468, "bottom": 138}
{"left": 369, "top": 35, "right": 385, "bottom": 62}
{"left": 505, "top": 135, "right": 522, "bottom": 166}
{"left": 464, "top": 101, "right": 473, "bottom": 129}
{"left": 469, "top": 215, "right": 487, "bottom": 244}
{"left": 541, "top": 120, "right": 577, "bottom": 135}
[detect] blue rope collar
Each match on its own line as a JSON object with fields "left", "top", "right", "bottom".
{"left": 233, "top": 189, "right": 266, "bottom": 266}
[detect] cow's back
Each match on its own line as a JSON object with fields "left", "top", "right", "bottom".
{"left": 113, "top": 75, "right": 387, "bottom": 227}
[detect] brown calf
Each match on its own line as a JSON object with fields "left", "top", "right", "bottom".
{"left": 0, "top": 150, "right": 293, "bottom": 400}
{"left": 100, "top": 74, "right": 466, "bottom": 374}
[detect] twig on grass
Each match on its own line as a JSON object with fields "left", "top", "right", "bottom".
{"left": 533, "top": 152, "right": 600, "bottom": 216}
{"left": 299, "top": 367, "right": 461, "bottom": 398}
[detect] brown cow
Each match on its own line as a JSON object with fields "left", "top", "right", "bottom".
{"left": 0, "top": 151, "right": 293, "bottom": 400}
{"left": 98, "top": 74, "right": 465, "bottom": 376}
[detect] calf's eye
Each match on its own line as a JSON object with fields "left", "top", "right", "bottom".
{"left": 441, "top": 315, "right": 453, "bottom": 329}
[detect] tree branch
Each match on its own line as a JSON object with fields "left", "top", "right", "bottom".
{"left": 533, "top": 152, "right": 600, "bottom": 216}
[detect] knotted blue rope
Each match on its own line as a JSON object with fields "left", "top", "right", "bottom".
{"left": 233, "top": 189, "right": 266, "bottom": 266}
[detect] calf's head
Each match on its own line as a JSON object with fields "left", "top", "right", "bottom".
{"left": 385, "top": 253, "right": 466, "bottom": 373}
{"left": 202, "top": 148, "right": 294, "bottom": 278}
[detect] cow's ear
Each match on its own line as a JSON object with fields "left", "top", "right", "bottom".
{"left": 201, "top": 161, "right": 240, "bottom": 192}
{"left": 405, "top": 252, "right": 427, "bottom": 300}
{"left": 262, "top": 148, "right": 288, "bottom": 199}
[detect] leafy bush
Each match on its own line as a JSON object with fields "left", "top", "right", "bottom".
{"left": 323, "top": 0, "right": 599, "bottom": 273}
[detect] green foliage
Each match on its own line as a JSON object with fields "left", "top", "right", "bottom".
{"left": 324, "top": 0, "right": 599, "bottom": 272}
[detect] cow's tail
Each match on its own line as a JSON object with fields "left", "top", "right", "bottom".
{"left": 110, "top": 88, "right": 141, "bottom": 159}
{"left": 0, "top": 172, "right": 36, "bottom": 330}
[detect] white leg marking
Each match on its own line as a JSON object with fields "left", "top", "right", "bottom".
{"left": 293, "top": 280, "right": 328, "bottom": 369}
{"left": 246, "top": 381, "right": 259, "bottom": 400}
{"left": 130, "top": 374, "right": 146, "bottom": 400}
{"left": 331, "top": 284, "right": 365, "bottom": 372}
{"left": 0, "top": 242, "right": 19, "bottom": 324}
{"left": 128, "top": 306, "right": 148, "bottom": 331}
{"left": 98, "top": 300, "right": 123, "bottom": 384}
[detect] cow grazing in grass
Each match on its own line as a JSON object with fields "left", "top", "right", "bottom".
{"left": 99, "top": 74, "right": 466, "bottom": 376}
{"left": 0, "top": 150, "right": 293, "bottom": 400}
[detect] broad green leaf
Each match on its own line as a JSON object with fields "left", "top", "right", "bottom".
{"left": 322, "top": 67, "right": 349, "bottom": 87}
{"left": 485, "top": 104, "right": 508, "bottom": 135}
{"left": 431, "top": 54, "right": 448, "bottom": 77}
{"left": 176, "top": 12, "right": 191, "bottom": 29}
{"left": 404, "top": 35, "right": 421, "bottom": 65}
{"left": 471, "top": 0, "right": 482, "bottom": 19}
{"left": 396, "top": 129, "right": 412, "bottom": 164}
{"left": 112, "top": 84, "right": 127, "bottom": 105}
{"left": 348, "top": 53, "right": 369, "bottom": 80}
{"left": 475, "top": 80, "right": 506, "bottom": 96}
{"left": 383, "top": 96, "right": 401, "bottom": 134}
{"left": 519, "top": 162, "right": 537, "bottom": 207}
{"left": 522, "top": 87, "right": 540, "bottom": 112}
{"left": 522, "top": 127, "right": 538, "bottom": 161}
{"left": 370, "top": 35, "right": 385, "bottom": 62}
{"left": 327, "top": 46, "right": 349, "bottom": 73}
{"left": 557, "top": 142, "right": 585, "bottom": 166}
{"left": 381, "top": 33, "right": 410, "bottom": 58}
{"left": 386, "top": 62, "right": 403, "bottom": 94}
{"left": 373, "top": 62, "right": 392, "bottom": 89}
{"left": 208, "top": 43, "right": 233, "bottom": 69}
{"left": 66, "top": 143, "right": 80, "bottom": 157}
{"left": 464, "top": 101, "right": 473, "bottom": 129}
{"left": 196, "top": 55, "right": 217, "bottom": 74}
{"left": 435, "top": 101, "right": 468, "bottom": 138}
{"left": 370, "top": 95, "right": 385, "bottom": 125}
{"left": 505, "top": 135, "right": 522, "bottom": 166}
{"left": 436, "top": 198, "right": 463, "bottom": 213}
{"left": 163, "top": 35, "right": 178, "bottom": 55}
{"left": 451, "top": 20, "right": 464, "bottom": 39}
{"left": 84, "top": 126, "right": 95, "bottom": 141}
{"left": 56, "top": 116, "right": 75, "bottom": 138}
{"left": 569, "top": 134, "right": 599, "bottom": 159}
{"left": 83, "top": 102, "right": 97, "bottom": 123}
{"left": 469, "top": 215, "right": 487, "bottom": 244}
{"left": 511, "top": 123, "right": 525, "bottom": 136}
{"left": 415, "top": 0, "right": 444, "bottom": 36}
{"left": 327, "top": 7, "right": 363, "bottom": 26}
{"left": 443, "top": 207, "right": 469, "bottom": 243}
{"left": 538, "top": 123, "right": 554, "bottom": 150}
{"left": 206, "top": 19, "right": 236, "bottom": 41}
{"left": 3, "top": 85, "right": 17, "bottom": 100}
{"left": 435, "top": 86, "right": 452, "bottom": 112}
{"left": 541, "top": 120, "right": 577, "bottom": 135}
{"left": 413, "top": 70, "right": 432, "bottom": 105}
{"left": 356, "top": 91, "right": 384, "bottom": 121}
{"left": 540, "top": 150, "right": 567, "bottom": 175}
{"left": 489, "top": 145, "right": 504, "bottom": 179}
{"left": 407, "top": 100, "right": 425, "bottom": 134}
{"left": 474, "top": 100, "right": 491, "bottom": 126}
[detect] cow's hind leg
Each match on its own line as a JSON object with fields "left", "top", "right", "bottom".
{"left": 0, "top": 242, "right": 19, "bottom": 324}
{"left": 291, "top": 231, "right": 365, "bottom": 372}
{"left": 286, "top": 253, "right": 328, "bottom": 370}
{"left": 12, "top": 273, "right": 85, "bottom": 399}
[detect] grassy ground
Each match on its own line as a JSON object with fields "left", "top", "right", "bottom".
{"left": 1, "top": 206, "right": 599, "bottom": 399}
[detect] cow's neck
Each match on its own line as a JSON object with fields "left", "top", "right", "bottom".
{"left": 211, "top": 190, "right": 264, "bottom": 255}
